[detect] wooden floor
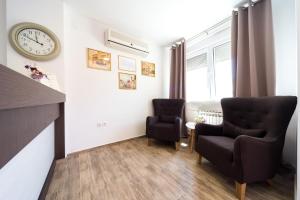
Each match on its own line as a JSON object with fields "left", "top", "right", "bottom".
{"left": 46, "top": 137, "right": 294, "bottom": 200}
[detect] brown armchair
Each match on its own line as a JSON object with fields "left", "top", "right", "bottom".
{"left": 146, "top": 99, "right": 185, "bottom": 150}
{"left": 195, "top": 96, "right": 297, "bottom": 200}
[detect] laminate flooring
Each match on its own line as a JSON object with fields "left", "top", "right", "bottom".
{"left": 46, "top": 137, "right": 293, "bottom": 200}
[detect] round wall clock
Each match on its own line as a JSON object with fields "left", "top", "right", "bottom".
{"left": 9, "top": 22, "right": 61, "bottom": 61}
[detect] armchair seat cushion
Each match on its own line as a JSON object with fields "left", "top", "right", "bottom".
{"left": 149, "top": 123, "right": 178, "bottom": 141}
{"left": 198, "top": 136, "right": 234, "bottom": 162}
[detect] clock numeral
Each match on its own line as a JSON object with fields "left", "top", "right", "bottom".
{"left": 23, "top": 43, "right": 28, "bottom": 46}
{"left": 29, "top": 47, "right": 32, "bottom": 51}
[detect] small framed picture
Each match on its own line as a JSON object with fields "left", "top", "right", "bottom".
{"left": 87, "top": 48, "right": 111, "bottom": 71}
{"left": 118, "top": 55, "right": 136, "bottom": 72}
{"left": 119, "top": 72, "right": 136, "bottom": 90}
{"left": 141, "top": 61, "right": 155, "bottom": 77}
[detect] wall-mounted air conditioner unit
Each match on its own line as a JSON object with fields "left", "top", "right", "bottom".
{"left": 105, "top": 29, "right": 149, "bottom": 57}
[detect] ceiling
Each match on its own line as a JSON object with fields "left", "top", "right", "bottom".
{"left": 65, "top": 0, "right": 234, "bottom": 46}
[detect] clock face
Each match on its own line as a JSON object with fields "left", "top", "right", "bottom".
{"left": 9, "top": 22, "right": 61, "bottom": 61}
{"left": 17, "top": 29, "right": 56, "bottom": 56}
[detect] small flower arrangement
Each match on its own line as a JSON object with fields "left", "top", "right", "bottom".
{"left": 194, "top": 115, "right": 205, "bottom": 123}
{"left": 194, "top": 110, "right": 205, "bottom": 123}
{"left": 25, "top": 65, "right": 48, "bottom": 80}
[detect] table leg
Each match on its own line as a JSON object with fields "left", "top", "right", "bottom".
{"left": 190, "top": 129, "right": 195, "bottom": 153}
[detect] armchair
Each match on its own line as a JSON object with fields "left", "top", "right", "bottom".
{"left": 195, "top": 96, "right": 297, "bottom": 200}
{"left": 146, "top": 99, "right": 185, "bottom": 150}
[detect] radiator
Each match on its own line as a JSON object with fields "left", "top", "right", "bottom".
{"left": 197, "top": 110, "right": 223, "bottom": 125}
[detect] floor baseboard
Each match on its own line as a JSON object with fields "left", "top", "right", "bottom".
{"left": 38, "top": 159, "right": 56, "bottom": 200}
{"left": 67, "top": 135, "right": 146, "bottom": 157}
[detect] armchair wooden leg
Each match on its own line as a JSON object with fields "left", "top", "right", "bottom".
{"left": 175, "top": 142, "right": 180, "bottom": 151}
{"left": 198, "top": 154, "right": 202, "bottom": 165}
{"left": 147, "top": 138, "right": 151, "bottom": 146}
{"left": 235, "top": 181, "right": 246, "bottom": 200}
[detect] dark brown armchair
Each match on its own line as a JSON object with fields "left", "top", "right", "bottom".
{"left": 146, "top": 99, "right": 185, "bottom": 150}
{"left": 195, "top": 96, "right": 297, "bottom": 200}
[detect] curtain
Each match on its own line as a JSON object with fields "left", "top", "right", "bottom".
{"left": 169, "top": 41, "right": 186, "bottom": 99}
{"left": 232, "top": 0, "right": 275, "bottom": 97}
{"left": 169, "top": 40, "right": 186, "bottom": 137}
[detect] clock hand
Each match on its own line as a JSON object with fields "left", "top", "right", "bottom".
{"left": 25, "top": 35, "right": 44, "bottom": 46}
{"left": 35, "top": 32, "right": 39, "bottom": 43}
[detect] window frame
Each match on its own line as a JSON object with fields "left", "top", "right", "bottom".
{"left": 186, "top": 38, "right": 231, "bottom": 101}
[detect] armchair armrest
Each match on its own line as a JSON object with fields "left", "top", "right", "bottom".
{"left": 195, "top": 123, "right": 223, "bottom": 150}
{"left": 234, "top": 135, "right": 280, "bottom": 183}
{"left": 195, "top": 123, "right": 223, "bottom": 136}
{"left": 174, "top": 117, "right": 182, "bottom": 139}
{"left": 146, "top": 116, "right": 159, "bottom": 136}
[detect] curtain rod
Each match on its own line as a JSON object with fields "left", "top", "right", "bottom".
{"left": 186, "top": 16, "right": 231, "bottom": 43}
{"left": 233, "top": 0, "right": 261, "bottom": 10}
{"left": 170, "top": 37, "right": 185, "bottom": 47}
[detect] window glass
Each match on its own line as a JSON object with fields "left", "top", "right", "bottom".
{"left": 186, "top": 53, "right": 210, "bottom": 101}
{"left": 214, "top": 42, "right": 232, "bottom": 99}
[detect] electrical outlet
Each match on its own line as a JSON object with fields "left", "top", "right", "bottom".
{"left": 97, "top": 121, "right": 108, "bottom": 128}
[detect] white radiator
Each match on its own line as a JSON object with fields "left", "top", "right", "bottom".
{"left": 186, "top": 101, "right": 223, "bottom": 125}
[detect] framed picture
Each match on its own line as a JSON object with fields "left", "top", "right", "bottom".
{"left": 87, "top": 48, "right": 111, "bottom": 71}
{"left": 119, "top": 72, "right": 136, "bottom": 90}
{"left": 141, "top": 61, "right": 155, "bottom": 77}
{"left": 118, "top": 55, "right": 136, "bottom": 72}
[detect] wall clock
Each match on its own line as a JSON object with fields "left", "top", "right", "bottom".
{"left": 9, "top": 22, "right": 61, "bottom": 61}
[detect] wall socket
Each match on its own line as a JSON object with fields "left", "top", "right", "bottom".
{"left": 97, "top": 121, "right": 108, "bottom": 128}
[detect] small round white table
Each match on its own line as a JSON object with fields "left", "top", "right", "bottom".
{"left": 186, "top": 122, "right": 196, "bottom": 153}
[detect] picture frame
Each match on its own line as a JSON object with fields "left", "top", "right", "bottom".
{"left": 118, "top": 55, "right": 136, "bottom": 72}
{"left": 141, "top": 61, "right": 155, "bottom": 77}
{"left": 87, "top": 48, "right": 111, "bottom": 71}
{"left": 118, "top": 72, "right": 136, "bottom": 90}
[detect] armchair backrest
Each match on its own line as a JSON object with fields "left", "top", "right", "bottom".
{"left": 221, "top": 96, "right": 297, "bottom": 139}
{"left": 153, "top": 99, "right": 185, "bottom": 118}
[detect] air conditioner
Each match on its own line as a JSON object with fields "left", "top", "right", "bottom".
{"left": 105, "top": 29, "right": 149, "bottom": 57}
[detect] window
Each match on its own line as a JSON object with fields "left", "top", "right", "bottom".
{"left": 214, "top": 42, "right": 232, "bottom": 99}
{"left": 186, "top": 52, "right": 210, "bottom": 101}
{"left": 186, "top": 25, "right": 232, "bottom": 101}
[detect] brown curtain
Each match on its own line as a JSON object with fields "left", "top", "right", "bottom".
{"left": 169, "top": 41, "right": 186, "bottom": 99}
{"left": 232, "top": 0, "right": 275, "bottom": 97}
{"left": 170, "top": 40, "right": 186, "bottom": 137}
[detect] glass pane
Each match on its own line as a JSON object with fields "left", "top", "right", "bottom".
{"left": 186, "top": 53, "right": 210, "bottom": 101}
{"left": 187, "top": 53, "right": 207, "bottom": 71}
{"left": 214, "top": 42, "right": 232, "bottom": 99}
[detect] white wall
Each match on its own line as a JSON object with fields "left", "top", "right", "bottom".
{"left": 0, "top": 0, "right": 6, "bottom": 65}
{"left": 0, "top": 123, "right": 54, "bottom": 200}
{"left": 297, "top": 0, "right": 300, "bottom": 198}
{"left": 272, "top": 0, "right": 298, "bottom": 167}
{"left": 64, "top": 7, "right": 164, "bottom": 154}
{"left": 5, "top": 0, "right": 65, "bottom": 90}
